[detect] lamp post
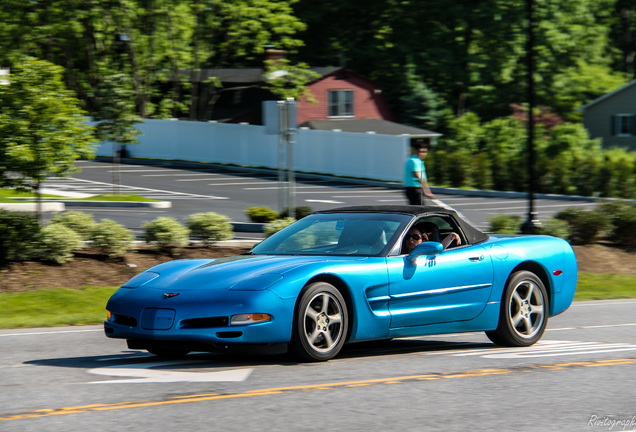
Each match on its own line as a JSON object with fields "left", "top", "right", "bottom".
{"left": 278, "top": 98, "right": 297, "bottom": 219}
{"left": 521, "top": 0, "right": 540, "bottom": 234}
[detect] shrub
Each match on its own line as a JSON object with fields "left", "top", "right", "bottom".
{"left": 264, "top": 217, "right": 296, "bottom": 237}
{"left": 598, "top": 200, "right": 636, "bottom": 248}
{"left": 279, "top": 206, "right": 314, "bottom": 220}
{"left": 554, "top": 208, "right": 610, "bottom": 245}
{"left": 88, "top": 219, "right": 134, "bottom": 257}
{"left": 445, "top": 149, "right": 473, "bottom": 188}
{"left": 186, "top": 212, "right": 233, "bottom": 244}
{"left": 0, "top": 210, "right": 42, "bottom": 264}
{"left": 537, "top": 218, "right": 570, "bottom": 240}
{"left": 487, "top": 214, "right": 522, "bottom": 234}
{"left": 143, "top": 217, "right": 190, "bottom": 251}
{"left": 49, "top": 211, "right": 97, "bottom": 240}
{"left": 39, "top": 224, "right": 83, "bottom": 264}
{"left": 245, "top": 206, "right": 279, "bottom": 223}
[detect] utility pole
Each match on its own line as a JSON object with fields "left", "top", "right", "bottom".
{"left": 278, "top": 98, "right": 297, "bottom": 219}
{"left": 521, "top": 0, "right": 540, "bottom": 234}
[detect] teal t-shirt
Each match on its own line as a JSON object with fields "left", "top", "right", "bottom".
{"left": 404, "top": 155, "right": 426, "bottom": 187}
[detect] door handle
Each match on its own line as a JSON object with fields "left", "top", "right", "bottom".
{"left": 469, "top": 255, "right": 484, "bottom": 262}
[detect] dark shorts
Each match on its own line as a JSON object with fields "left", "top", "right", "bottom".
{"left": 404, "top": 187, "right": 424, "bottom": 205}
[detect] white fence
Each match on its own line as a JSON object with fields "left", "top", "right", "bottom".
{"left": 93, "top": 119, "right": 409, "bottom": 183}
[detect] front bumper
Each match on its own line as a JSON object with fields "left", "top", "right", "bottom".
{"left": 104, "top": 286, "right": 295, "bottom": 346}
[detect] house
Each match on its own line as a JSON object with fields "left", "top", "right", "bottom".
{"left": 191, "top": 51, "right": 440, "bottom": 147}
{"left": 580, "top": 80, "right": 636, "bottom": 151}
{"left": 197, "top": 64, "right": 394, "bottom": 125}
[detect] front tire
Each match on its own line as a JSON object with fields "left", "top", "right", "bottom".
{"left": 291, "top": 282, "right": 349, "bottom": 362}
{"left": 486, "top": 271, "right": 548, "bottom": 347}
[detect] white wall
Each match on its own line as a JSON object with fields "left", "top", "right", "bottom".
{"left": 94, "top": 119, "right": 409, "bottom": 182}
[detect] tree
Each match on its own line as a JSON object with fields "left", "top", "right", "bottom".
{"left": 0, "top": 57, "right": 96, "bottom": 222}
{"left": 295, "top": 0, "right": 627, "bottom": 121}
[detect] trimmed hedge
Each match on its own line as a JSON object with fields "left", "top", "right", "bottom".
{"left": 143, "top": 217, "right": 190, "bottom": 251}
{"left": 0, "top": 210, "right": 41, "bottom": 264}
{"left": 88, "top": 219, "right": 134, "bottom": 257}
{"left": 186, "top": 212, "right": 233, "bottom": 244}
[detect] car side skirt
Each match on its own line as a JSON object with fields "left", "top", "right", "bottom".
{"left": 386, "top": 301, "right": 500, "bottom": 338}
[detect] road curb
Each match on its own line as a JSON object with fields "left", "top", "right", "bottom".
{"left": 62, "top": 200, "right": 172, "bottom": 208}
{"left": 0, "top": 202, "right": 66, "bottom": 212}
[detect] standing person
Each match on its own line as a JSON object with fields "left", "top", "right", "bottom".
{"left": 404, "top": 142, "right": 435, "bottom": 205}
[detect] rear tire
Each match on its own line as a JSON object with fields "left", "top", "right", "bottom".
{"left": 290, "top": 282, "right": 349, "bottom": 362}
{"left": 486, "top": 271, "right": 548, "bottom": 347}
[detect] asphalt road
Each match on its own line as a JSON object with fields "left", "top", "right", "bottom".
{"left": 1, "top": 300, "right": 635, "bottom": 431}
{"left": 41, "top": 160, "right": 597, "bottom": 239}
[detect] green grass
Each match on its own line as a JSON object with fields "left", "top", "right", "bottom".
{"left": 0, "top": 189, "right": 62, "bottom": 200}
{"left": 66, "top": 194, "right": 159, "bottom": 202}
{"left": 0, "top": 286, "right": 117, "bottom": 328}
{"left": 0, "top": 273, "right": 635, "bottom": 329}
{"left": 574, "top": 272, "right": 636, "bottom": 301}
{"left": 0, "top": 188, "right": 159, "bottom": 202}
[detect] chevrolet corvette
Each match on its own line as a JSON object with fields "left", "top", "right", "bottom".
{"left": 104, "top": 205, "right": 577, "bottom": 361}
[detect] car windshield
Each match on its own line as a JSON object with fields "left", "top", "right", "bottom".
{"left": 250, "top": 212, "right": 411, "bottom": 256}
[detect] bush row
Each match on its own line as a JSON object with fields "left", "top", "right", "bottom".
{"left": 428, "top": 115, "right": 636, "bottom": 199}
{"left": 487, "top": 200, "right": 636, "bottom": 247}
{"left": 245, "top": 206, "right": 313, "bottom": 223}
{"left": 0, "top": 210, "right": 236, "bottom": 265}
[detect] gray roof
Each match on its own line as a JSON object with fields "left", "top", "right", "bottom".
{"left": 579, "top": 79, "right": 636, "bottom": 111}
{"left": 301, "top": 119, "right": 442, "bottom": 137}
{"left": 186, "top": 67, "right": 344, "bottom": 84}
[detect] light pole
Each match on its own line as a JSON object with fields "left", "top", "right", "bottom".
{"left": 277, "top": 98, "right": 297, "bottom": 219}
{"left": 521, "top": 0, "right": 540, "bottom": 234}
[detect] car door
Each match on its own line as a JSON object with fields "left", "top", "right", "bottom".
{"left": 387, "top": 244, "right": 494, "bottom": 328}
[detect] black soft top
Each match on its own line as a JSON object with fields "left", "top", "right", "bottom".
{"left": 316, "top": 205, "right": 490, "bottom": 245}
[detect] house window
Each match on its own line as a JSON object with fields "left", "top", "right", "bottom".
{"left": 328, "top": 90, "right": 353, "bottom": 117}
{"left": 612, "top": 114, "right": 636, "bottom": 137}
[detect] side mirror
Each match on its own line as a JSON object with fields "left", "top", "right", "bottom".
{"left": 407, "top": 241, "right": 444, "bottom": 262}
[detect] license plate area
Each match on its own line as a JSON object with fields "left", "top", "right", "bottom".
{"left": 141, "top": 308, "right": 176, "bottom": 330}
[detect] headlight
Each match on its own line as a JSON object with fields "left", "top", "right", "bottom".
{"left": 230, "top": 313, "right": 272, "bottom": 325}
{"left": 121, "top": 271, "right": 160, "bottom": 288}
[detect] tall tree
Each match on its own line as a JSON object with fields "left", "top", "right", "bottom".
{"left": 0, "top": 57, "right": 96, "bottom": 222}
{"left": 295, "top": 0, "right": 627, "bottom": 122}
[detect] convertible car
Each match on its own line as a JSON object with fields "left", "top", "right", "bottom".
{"left": 104, "top": 205, "right": 577, "bottom": 361}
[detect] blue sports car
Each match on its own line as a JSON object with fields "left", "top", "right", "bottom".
{"left": 104, "top": 205, "right": 577, "bottom": 361}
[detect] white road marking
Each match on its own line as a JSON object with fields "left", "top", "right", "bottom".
{"left": 44, "top": 177, "right": 229, "bottom": 199}
{"left": 306, "top": 199, "right": 344, "bottom": 204}
{"left": 108, "top": 169, "right": 174, "bottom": 173}
{"left": 208, "top": 181, "right": 277, "bottom": 186}
{"left": 425, "top": 340, "right": 636, "bottom": 359}
{"left": 88, "top": 361, "right": 254, "bottom": 384}
{"left": 145, "top": 173, "right": 221, "bottom": 177}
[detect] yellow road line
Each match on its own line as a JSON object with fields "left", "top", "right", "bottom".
{"left": 2, "top": 357, "right": 635, "bottom": 422}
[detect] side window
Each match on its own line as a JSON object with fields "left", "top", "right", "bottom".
{"left": 415, "top": 216, "right": 465, "bottom": 249}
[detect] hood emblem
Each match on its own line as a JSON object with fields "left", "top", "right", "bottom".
{"left": 163, "top": 293, "right": 180, "bottom": 299}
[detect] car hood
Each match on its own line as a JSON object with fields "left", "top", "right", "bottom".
{"left": 125, "top": 254, "right": 368, "bottom": 292}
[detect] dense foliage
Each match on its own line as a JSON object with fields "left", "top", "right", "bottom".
{"left": 1, "top": 1, "right": 634, "bottom": 124}
{"left": 2, "top": 1, "right": 636, "bottom": 198}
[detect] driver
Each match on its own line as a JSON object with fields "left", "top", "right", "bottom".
{"left": 402, "top": 227, "right": 429, "bottom": 254}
